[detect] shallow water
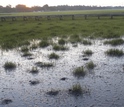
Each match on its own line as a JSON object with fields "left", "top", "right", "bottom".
{"left": 0, "top": 39, "right": 124, "bottom": 107}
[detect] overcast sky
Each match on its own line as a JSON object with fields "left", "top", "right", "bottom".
{"left": 0, "top": 0, "right": 124, "bottom": 7}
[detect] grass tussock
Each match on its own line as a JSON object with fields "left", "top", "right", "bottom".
{"left": 39, "top": 40, "right": 49, "bottom": 48}
{"left": 4, "top": 62, "right": 16, "bottom": 70}
{"left": 53, "top": 45, "right": 68, "bottom": 51}
{"left": 21, "top": 46, "right": 29, "bottom": 52}
{"left": 104, "top": 38, "right": 124, "bottom": 46}
{"left": 35, "top": 62, "right": 54, "bottom": 68}
{"left": 73, "top": 66, "right": 86, "bottom": 78}
{"left": 86, "top": 61, "right": 96, "bottom": 69}
{"left": 105, "top": 49, "right": 124, "bottom": 57}
{"left": 49, "top": 52, "right": 59, "bottom": 59}
{"left": 58, "top": 39, "right": 66, "bottom": 45}
{"left": 83, "top": 49, "right": 93, "bottom": 56}
{"left": 82, "top": 40, "right": 92, "bottom": 45}
{"left": 22, "top": 52, "right": 32, "bottom": 57}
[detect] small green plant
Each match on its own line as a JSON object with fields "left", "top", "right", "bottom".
{"left": 22, "top": 52, "right": 32, "bottom": 57}
{"left": 83, "top": 49, "right": 93, "bottom": 56}
{"left": 58, "top": 39, "right": 66, "bottom": 45}
{"left": 39, "top": 40, "right": 49, "bottom": 48}
{"left": 105, "top": 49, "right": 124, "bottom": 57}
{"left": 69, "top": 84, "right": 82, "bottom": 96}
{"left": 30, "top": 67, "right": 39, "bottom": 74}
{"left": 53, "top": 45, "right": 68, "bottom": 51}
{"left": 86, "top": 61, "right": 95, "bottom": 69}
{"left": 49, "top": 52, "right": 59, "bottom": 59}
{"left": 21, "top": 46, "right": 29, "bottom": 52}
{"left": 30, "top": 44, "right": 38, "bottom": 50}
{"left": 82, "top": 40, "right": 92, "bottom": 45}
{"left": 104, "top": 38, "right": 124, "bottom": 46}
{"left": 73, "top": 66, "right": 86, "bottom": 78}
{"left": 4, "top": 62, "right": 16, "bottom": 70}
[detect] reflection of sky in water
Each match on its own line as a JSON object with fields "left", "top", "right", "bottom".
{"left": 0, "top": 39, "right": 124, "bottom": 107}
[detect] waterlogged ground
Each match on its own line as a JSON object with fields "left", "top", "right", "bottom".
{"left": 0, "top": 38, "right": 124, "bottom": 107}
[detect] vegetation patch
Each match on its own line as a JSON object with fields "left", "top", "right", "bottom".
{"left": 20, "top": 46, "right": 29, "bottom": 52}
{"left": 46, "top": 90, "right": 59, "bottom": 96}
{"left": 22, "top": 52, "right": 33, "bottom": 57}
{"left": 58, "top": 39, "right": 66, "bottom": 45}
{"left": 29, "top": 67, "right": 39, "bottom": 74}
{"left": 49, "top": 53, "right": 59, "bottom": 59}
{"left": 4, "top": 62, "right": 16, "bottom": 70}
{"left": 35, "top": 62, "right": 54, "bottom": 68}
{"left": 1, "top": 99, "right": 13, "bottom": 105}
{"left": 83, "top": 49, "right": 93, "bottom": 56}
{"left": 39, "top": 40, "right": 50, "bottom": 48}
{"left": 86, "top": 61, "right": 96, "bottom": 70}
{"left": 82, "top": 40, "right": 92, "bottom": 45}
{"left": 53, "top": 45, "right": 68, "bottom": 51}
{"left": 104, "top": 38, "right": 124, "bottom": 46}
{"left": 105, "top": 49, "right": 124, "bottom": 57}
{"left": 29, "top": 80, "right": 40, "bottom": 85}
{"left": 73, "top": 66, "right": 86, "bottom": 78}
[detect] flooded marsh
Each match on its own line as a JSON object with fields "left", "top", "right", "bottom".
{"left": 0, "top": 38, "right": 124, "bottom": 107}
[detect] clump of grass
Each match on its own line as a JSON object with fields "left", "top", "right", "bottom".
{"left": 58, "top": 39, "right": 66, "bottom": 45}
{"left": 30, "top": 44, "right": 38, "bottom": 50}
{"left": 30, "top": 67, "right": 39, "bottom": 74}
{"left": 73, "top": 66, "right": 86, "bottom": 78}
{"left": 86, "top": 61, "right": 95, "bottom": 69}
{"left": 35, "top": 62, "right": 54, "bottom": 68}
{"left": 22, "top": 52, "right": 32, "bottom": 57}
{"left": 82, "top": 40, "right": 92, "bottom": 45}
{"left": 83, "top": 49, "right": 93, "bottom": 56}
{"left": 53, "top": 45, "right": 68, "bottom": 51}
{"left": 4, "top": 62, "right": 16, "bottom": 70}
{"left": 46, "top": 90, "right": 59, "bottom": 96}
{"left": 21, "top": 46, "right": 29, "bottom": 52}
{"left": 39, "top": 40, "right": 49, "bottom": 48}
{"left": 69, "top": 84, "right": 82, "bottom": 96}
{"left": 105, "top": 49, "right": 124, "bottom": 57}
{"left": 1, "top": 99, "right": 13, "bottom": 105}
{"left": 104, "top": 32, "right": 120, "bottom": 39}
{"left": 69, "top": 34, "right": 82, "bottom": 43}
{"left": 49, "top": 53, "right": 59, "bottom": 59}
{"left": 104, "top": 38, "right": 124, "bottom": 46}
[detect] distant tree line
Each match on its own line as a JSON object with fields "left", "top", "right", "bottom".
{"left": 0, "top": 4, "right": 124, "bottom": 13}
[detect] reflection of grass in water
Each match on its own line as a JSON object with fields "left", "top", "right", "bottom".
{"left": 73, "top": 66, "right": 86, "bottom": 78}
{"left": 104, "top": 38, "right": 124, "bottom": 46}
{"left": 49, "top": 52, "right": 59, "bottom": 59}
{"left": 105, "top": 49, "right": 124, "bottom": 57}
{"left": 4, "top": 62, "right": 16, "bottom": 70}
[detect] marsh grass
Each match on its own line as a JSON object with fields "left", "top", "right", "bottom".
{"left": 30, "top": 67, "right": 39, "bottom": 74}
{"left": 4, "top": 62, "right": 16, "bottom": 70}
{"left": 35, "top": 62, "right": 54, "bottom": 68}
{"left": 22, "top": 52, "right": 32, "bottom": 57}
{"left": 83, "top": 49, "right": 93, "bottom": 56}
{"left": 104, "top": 38, "right": 124, "bottom": 46}
{"left": 53, "top": 45, "right": 68, "bottom": 51}
{"left": 39, "top": 40, "right": 49, "bottom": 48}
{"left": 69, "top": 84, "right": 82, "bottom": 96}
{"left": 105, "top": 49, "right": 124, "bottom": 57}
{"left": 21, "top": 46, "right": 29, "bottom": 52}
{"left": 86, "top": 61, "right": 95, "bottom": 69}
{"left": 69, "top": 34, "right": 82, "bottom": 43}
{"left": 30, "top": 44, "right": 38, "bottom": 50}
{"left": 73, "top": 66, "right": 86, "bottom": 78}
{"left": 58, "top": 39, "right": 66, "bottom": 45}
{"left": 49, "top": 53, "right": 59, "bottom": 59}
{"left": 82, "top": 40, "right": 92, "bottom": 45}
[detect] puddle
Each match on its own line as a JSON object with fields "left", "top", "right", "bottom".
{"left": 0, "top": 39, "right": 124, "bottom": 107}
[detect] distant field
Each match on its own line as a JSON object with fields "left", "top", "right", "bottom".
{"left": 0, "top": 9, "right": 124, "bottom": 50}
{"left": 0, "top": 9, "right": 124, "bottom": 16}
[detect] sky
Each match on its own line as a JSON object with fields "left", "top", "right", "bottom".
{"left": 0, "top": 0, "right": 124, "bottom": 7}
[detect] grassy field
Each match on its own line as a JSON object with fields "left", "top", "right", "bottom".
{"left": 0, "top": 10, "right": 124, "bottom": 50}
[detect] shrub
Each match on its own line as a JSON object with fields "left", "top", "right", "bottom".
{"left": 4, "top": 62, "right": 16, "bottom": 70}
{"left": 49, "top": 53, "right": 59, "bottom": 59}
{"left": 73, "top": 66, "right": 86, "bottom": 78}
{"left": 105, "top": 49, "right": 123, "bottom": 57}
